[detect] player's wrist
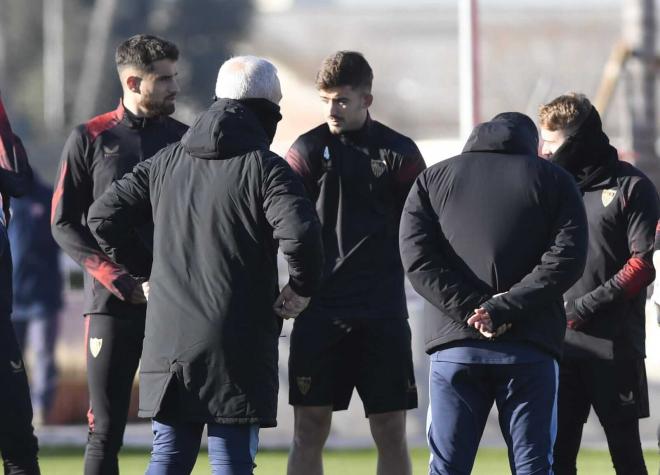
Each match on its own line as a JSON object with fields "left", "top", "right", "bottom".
{"left": 287, "top": 277, "right": 314, "bottom": 298}
{"left": 110, "top": 273, "right": 139, "bottom": 301}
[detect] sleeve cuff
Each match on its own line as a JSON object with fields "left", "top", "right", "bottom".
{"left": 287, "top": 277, "right": 316, "bottom": 298}
{"left": 464, "top": 294, "right": 496, "bottom": 323}
{"left": 572, "top": 297, "right": 590, "bottom": 319}
{"left": 480, "top": 298, "right": 507, "bottom": 329}
{"left": 109, "top": 273, "right": 137, "bottom": 301}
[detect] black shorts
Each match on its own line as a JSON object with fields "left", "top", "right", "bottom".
{"left": 288, "top": 316, "right": 418, "bottom": 416}
{"left": 558, "top": 357, "right": 649, "bottom": 426}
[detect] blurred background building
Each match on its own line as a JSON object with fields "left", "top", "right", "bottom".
{"left": 1, "top": 0, "right": 658, "bottom": 449}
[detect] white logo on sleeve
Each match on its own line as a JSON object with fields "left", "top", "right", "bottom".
{"left": 90, "top": 338, "right": 103, "bottom": 358}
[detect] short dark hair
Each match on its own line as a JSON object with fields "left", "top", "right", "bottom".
{"left": 315, "top": 51, "right": 373, "bottom": 92}
{"left": 115, "top": 34, "right": 179, "bottom": 73}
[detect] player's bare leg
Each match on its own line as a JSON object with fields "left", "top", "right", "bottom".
{"left": 287, "top": 405, "right": 332, "bottom": 475}
{"left": 369, "top": 410, "right": 411, "bottom": 475}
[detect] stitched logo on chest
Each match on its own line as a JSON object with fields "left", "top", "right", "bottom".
{"left": 103, "top": 144, "right": 120, "bottom": 157}
{"left": 601, "top": 189, "right": 617, "bottom": 207}
{"left": 371, "top": 159, "right": 388, "bottom": 178}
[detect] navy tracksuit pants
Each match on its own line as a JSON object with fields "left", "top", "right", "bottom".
{"left": 427, "top": 358, "right": 558, "bottom": 475}
{"left": 146, "top": 420, "right": 259, "bottom": 475}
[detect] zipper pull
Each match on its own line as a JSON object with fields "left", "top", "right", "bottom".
{"left": 322, "top": 146, "right": 332, "bottom": 172}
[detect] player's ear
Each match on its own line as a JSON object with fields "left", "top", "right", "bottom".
{"left": 363, "top": 93, "right": 373, "bottom": 109}
{"left": 126, "top": 75, "right": 142, "bottom": 94}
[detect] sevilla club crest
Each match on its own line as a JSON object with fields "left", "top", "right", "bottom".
{"left": 601, "top": 189, "right": 617, "bottom": 207}
{"left": 296, "top": 376, "right": 311, "bottom": 396}
{"left": 90, "top": 338, "right": 103, "bottom": 358}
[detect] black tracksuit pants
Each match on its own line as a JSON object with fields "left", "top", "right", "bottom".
{"left": 0, "top": 318, "right": 40, "bottom": 475}
{"left": 84, "top": 314, "right": 144, "bottom": 475}
{"left": 553, "top": 358, "right": 648, "bottom": 475}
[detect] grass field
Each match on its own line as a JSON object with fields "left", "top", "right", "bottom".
{"left": 38, "top": 447, "right": 659, "bottom": 474}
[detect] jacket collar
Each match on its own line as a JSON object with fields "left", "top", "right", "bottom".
{"left": 181, "top": 98, "right": 270, "bottom": 160}
{"left": 337, "top": 113, "right": 373, "bottom": 147}
{"left": 116, "top": 99, "right": 164, "bottom": 129}
{"left": 549, "top": 107, "right": 618, "bottom": 190}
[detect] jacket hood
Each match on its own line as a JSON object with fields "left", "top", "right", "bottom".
{"left": 462, "top": 112, "right": 539, "bottom": 156}
{"left": 181, "top": 98, "right": 272, "bottom": 160}
{"left": 550, "top": 106, "right": 618, "bottom": 189}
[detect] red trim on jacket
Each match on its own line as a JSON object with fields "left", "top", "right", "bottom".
{"left": 82, "top": 254, "right": 124, "bottom": 293}
{"left": 285, "top": 146, "right": 314, "bottom": 193}
{"left": 85, "top": 101, "right": 124, "bottom": 142}
{"left": 50, "top": 161, "right": 68, "bottom": 224}
{"left": 615, "top": 256, "right": 655, "bottom": 299}
{"left": 394, "top": 156, "right": 427, "bottom": 188}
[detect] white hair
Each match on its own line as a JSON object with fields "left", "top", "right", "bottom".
{"left": 214, "top": 56, "right": 282, "bottom": 105}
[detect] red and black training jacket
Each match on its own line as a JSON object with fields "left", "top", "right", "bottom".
{"left": 0, "top": 93, "right": 33, "bottom": 317}
{"left": 554, "top": 108, "right": 660, "bottom": 359}
{"left": 51, "top": 101, "right": 187, "bottom": 318}
{"left": 0, "top": 94, "right": 32, "bottom": 226}
{"left": 285, "top": 116, "right": 426, "bottom": 320}
{"left": 563, "top": 160, "right": 659, "bottom": 359}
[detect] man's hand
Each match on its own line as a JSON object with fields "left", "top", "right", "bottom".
{"left": 127, "top": 280, "right": 147, "bottom": 304}
{"left": 480, "top": 322, "right": 512, "bottom": 339}
{"left": 111, "top": 274, "right": 146, "bottom": 304}
{"left": 467, "top": 307, "right": 493, "bottom": 332}
{"left": 467, "top": 307, "right": 512, "bottom": 339}
{"left": 273, "top": 284, "right": 310, "bottom": 319}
